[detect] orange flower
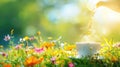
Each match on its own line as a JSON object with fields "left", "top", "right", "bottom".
{"left": 24, "top": 56, "right": 44, "bottom": 66}
{"left": 43, "top": 42, "right": 55, "bottom": 48}
{"left": 111, "top": 56, "right": 118, "bottom": 62}
{"left": 3, "top": 64, "right": 12, "bottom": 67}
{"left": 38, "top": 57, "right": 44, "bottom": 63}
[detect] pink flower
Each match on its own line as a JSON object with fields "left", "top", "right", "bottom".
{"left": 29, "top": 36, "right": 35, "bottom": 41}
{"left": 4, "top": 35, "right": 11, "bottom": 41}
{"left": 15, "top": 45, "right": 22, "bottom": 50}
{"left": 34, "top": 48, "right": 44, "bottom": 53}
{"left": 113, "top": 43, "right": 120, "bottom": 48}
{"left": 51, "top": 57, "right": 56, "bottom": 64}
{"left": 68, "top": 62, "right": 74, "bottom": 67}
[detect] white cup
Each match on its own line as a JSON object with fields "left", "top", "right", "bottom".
{"left": 76, "top": 42, "right": 101, "bottom": 58}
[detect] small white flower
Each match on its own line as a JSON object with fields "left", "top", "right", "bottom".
{"left": 97, "top": 56, "right": 104, "bottom": 59}
{"left": 60, "top": 43, "right": 64, "bottom": 47}
{"left": 19, "top": 38, "right": 25, "bottom": 42}
{"left": 4, "top": 34, "right": 11, "bottom": 41}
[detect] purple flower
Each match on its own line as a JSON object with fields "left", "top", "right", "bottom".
{"left": 51, "top": 57, "right": 56, "bottom": 64}
{"left": 68, "top": 62, "right": 74, "bottom": 67}
{"left": 4, "top": 34, "right": 11, "bottom": 41}
{"left": 34, "top": 48, "right": 44, "bottom": 53}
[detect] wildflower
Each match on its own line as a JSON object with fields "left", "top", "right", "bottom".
{"left": 24, "top": 56, "right": 43, "bottom": 66}
{"left": 0, "top": 52, "right": 8, "bottom": 57}
{"left": 43, "top": 42, "right": 55, "bottom": 48}
{"left": 23, "top": 36, "right": 29, "bottom": 41}
{"left": 19, "top": 38, "right": 25, "bottom": 42}
{"left": 29, "top": 36, "right": 35, "bottom": 41}
{"left": 15, "top": 44, "right": 22, "bottom": 50}
{"left": 68, "top": 62, "right": 74, "bottom": 67}
{"left": 24, "top": 56, "right": 39, "bottom": 66}
{"left": 111, "top": 56, "right": 118, "bottom": 62}
{"left": 105, "top": 52, "right": 112, "bottom": 57}
{"left": 64, "top": 45, "right": 76, "bottom": 51}
{"left": 37, "top": 31, "right": 41, "bottom": 35}
{"left": 52, "top": 51, "right": 58, "bottom": 56}
{"left": 113, "top": 43, "right": 120, "bottom": 48}
{"left": 34, "top": 48, "right": 44, "bottom": 53}
{"left": 38, "top": 57, "right": 44, "bottom": 63}
{"left": 60, "top": 43, "right": 64, "bottom": 48}
{"left": 4, "top": 35, "right": 10, "bottom": 41}
{"left": 50, "top": 57, "right": 56, "bottom": 64}
{"left": 25, "top": 48, "right": 34, "bottom": 54}
{"left": 3, "top": 64, "right": 12, "bottom": 67}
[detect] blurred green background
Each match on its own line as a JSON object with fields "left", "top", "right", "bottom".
{"left": 0, "top": 0, "right": 120, "bottom": 46}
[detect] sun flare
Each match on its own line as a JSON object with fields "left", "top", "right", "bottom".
{"left": 88, "top": 0, "right": 120, "bottom": 25}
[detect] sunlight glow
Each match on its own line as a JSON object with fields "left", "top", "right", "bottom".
{"left": 82, "top": 35, "right": 94, "bottom": 42}
{"left": 88, "top": 0, "right": 120, "bottom": 25}
{"left": 87, "top": 0, "right": 120, "bottom": 36}
{"left": 94, "top": 7, "right": 120, "bottom": 25}
{"left": 102, "top": 28, "right": 108, "bottom": 35}
{"left": 87, "top": 0, "right": 100, "bottom": 10}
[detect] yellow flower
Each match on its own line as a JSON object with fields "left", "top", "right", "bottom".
{"left": 64, "top": 45, "right": 76, "bottom": 51}
{"left": 52, "top": 51, "right": 58, "bottom": 56}
{"left": 37, "top": 31, "right": 41, "bottom": 35}
{"left": 43, "top": 42, "right": 55, "bottom": 49}
{"left": 25, "top": 49, "right": 34, "bottom": 54}
{"left": 23, "top": 36, "right": 29, "bottom": 41}
{"left": 105, "top": 52, "right": 112, "bottom": 58}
